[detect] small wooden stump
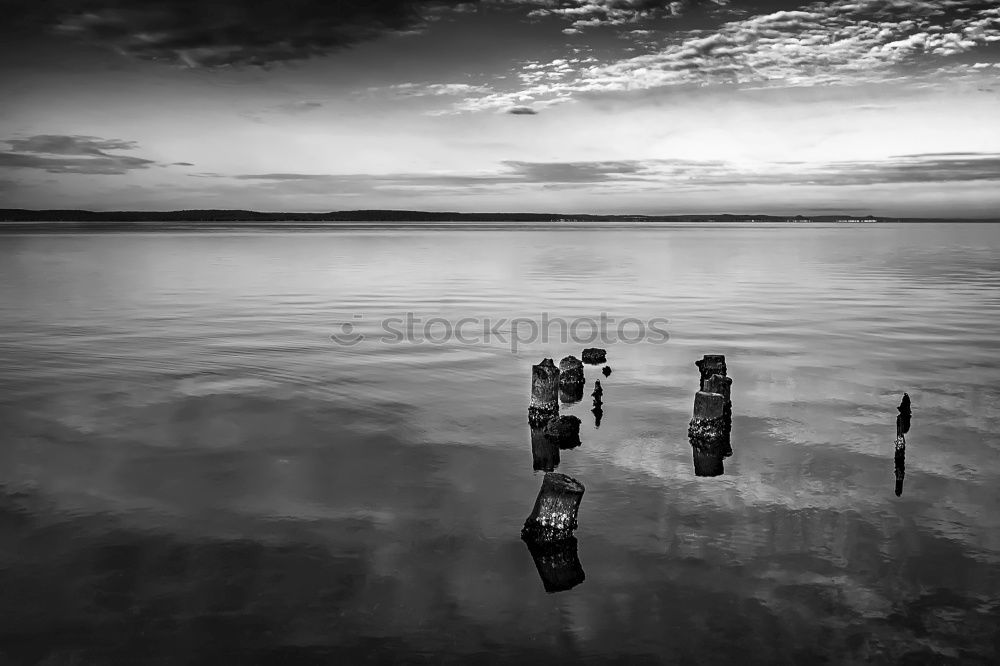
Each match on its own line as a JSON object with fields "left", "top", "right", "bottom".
{"left": 544, "top": 414, "right": 582, "bottom": 450}
{"left": 558, "top": 355, "right": 585, "bottom": 404}
{"left": 524, "top": 536, "right": 585, "bottom": 593}
{"left": 602, "top": 366, "right": 612, "bottom": 377}
{"left": 529, "top": 358, "right": 560, "bottom": 425}
{"left": 581, "top": 347, "right": 607, "bottom": 364}
{"left": 559, "top": 355, "right": 584, "bottom": 385}
{"left": 521, "top": 472, "right": 585, "bottom": 542}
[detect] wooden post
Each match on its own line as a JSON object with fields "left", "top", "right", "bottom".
{"left": 521, "top": 472, "right": 585, "bottom": 542}
{"left": 558, "top": 355, "right": 585, "bottom": 404}
{"left": 581, "top": 347, "right": 607, "bottom": 364}
{"left": 688, "top": 355, "right": 733, "bottom": 467}
{"left": 543, "top": 415, "right": 582, "bottom": 450}
{"left": 529, "top": 358, "right": 560, "bottom": 425}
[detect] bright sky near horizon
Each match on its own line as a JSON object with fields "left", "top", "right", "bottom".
{"left": 1, "top": 0, "right": 999, "bottom": 216}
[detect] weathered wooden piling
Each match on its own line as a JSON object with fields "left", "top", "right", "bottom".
{"left": 688, "top": 354, "right": 733, "bottom": 459}
{"left": 581, "top": 347, "right": 607, "bottom": 365}
{"left": 602, "top": 366, "right": 612, "bottom": 377}
{"left": 529, "top": 358, "right": 560, "bottom": 425}
{"left": 524, "top": 536, "right": 585, "bottom": 593}
{"left": 521, "top": 472, "right": 585, "bottom": 542}
{"left": 531, "top": 423, "right": 560, "bottom": 472}
{"left": 558, "top": 355, "right": 585, "bottom": 403}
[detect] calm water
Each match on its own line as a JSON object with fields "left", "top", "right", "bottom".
{"left": 1, "top": 223, "right": 999, "bottom": 664}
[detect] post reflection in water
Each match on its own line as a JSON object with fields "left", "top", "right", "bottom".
{"left": 894, "top": 393, "right": 912, "bottom": 497}
{"left": 530, "top": 422, "right": 560, "bottom": 472}
{"left": 523, "top": 536, "right": 585, "bottom": 594}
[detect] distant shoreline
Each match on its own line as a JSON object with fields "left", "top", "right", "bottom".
{"left": 0, "top": 209, "right": 997, "bottom": 225}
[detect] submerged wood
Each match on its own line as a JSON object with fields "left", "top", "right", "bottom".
{"left": 524, "top": 536, "right": 585, "bottom": 593}
{"left": 529, "top": 358, "right": 560, "bottom": 425}
{"left": 521, "top": 472, "right": 585, "bottom": 542}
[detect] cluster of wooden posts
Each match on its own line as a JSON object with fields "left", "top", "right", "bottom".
{"left": 521, "top": 348, "right": 608, "bottom": 592}
{"left": 521, "top": 351, "right": 735, "bottom": 591}
{"left": 520, "top": 351, "right": 914, "bottom": 592}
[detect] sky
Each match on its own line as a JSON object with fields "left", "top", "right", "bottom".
{"left": 0, "top": 0, "right": 999, "bottom": 216}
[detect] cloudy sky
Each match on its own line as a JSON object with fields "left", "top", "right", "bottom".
{"left": 1, "top": 0, "right": 998, "bottom": 215}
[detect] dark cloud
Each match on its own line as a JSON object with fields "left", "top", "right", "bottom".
{"left": 0, "top": 134, "right": 157, "bottom": 174}
{"left": 507, "top": 106, "right": 538, "bottom": 114}
{"left": 1, "top": 0, "right": 482, "bottom": 67}
{"left": 6, "top": 135, "right": 139, "bottom": 155}
{"left": 227, "top": 153, "right": 1000, "bottom": 193}
{"left": 275, "top": 101, "right": 325, "bottom": 113}
{"left": 171, "top": 161, "right": 195, "bottom": 166}
{"left": 503, "top": 160, "right": 646, "bottom": 182}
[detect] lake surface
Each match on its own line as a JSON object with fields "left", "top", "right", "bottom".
{"left": 1, "top": 223, "right": 998, "bottom": 664}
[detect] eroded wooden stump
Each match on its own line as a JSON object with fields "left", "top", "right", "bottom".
{"left": 543, "top": 414, "right": 582, "bottom": 449}
{"left": 521, "top": 472, "right": 585, "bottom": 542}
{"left": 689, "top": 355, "right": 733, "bottom": 460}
{"left": 529, "top": 358, "right": 560, "bottom": 425}
{"left": 581, "top": 347, "right": 607, "bottom": 364}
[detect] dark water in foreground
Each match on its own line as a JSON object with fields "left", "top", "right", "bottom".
{"left": 1, "top": 223, "right": 999, "bottom": 664}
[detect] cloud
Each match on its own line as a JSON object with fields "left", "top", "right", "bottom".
{"left": 518, "top": 0, "right": 729, "bottom": 29}
{"left": 452, "top": 0, "right": 1000, "bottom": 111}
{"left": 4, "top": 0, "right": 479, "bottom": 67}
{"left": 225, "top": 153, "right": 1000, "bottom": 195}
{"left": 274, "top": 101, "right": 324, "bottom": 114}
{"left": 507, "top": 105, "right": 539, "bottom": 114}
{"left": 0, "top": 135, "right": 157, "bottom": 175}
